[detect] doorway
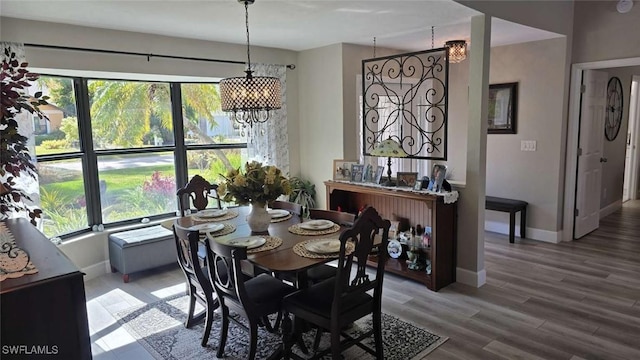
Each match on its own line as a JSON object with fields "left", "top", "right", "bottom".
{"left": 623, "top": 75, "right": 640, "bottom": 202}
{"left": 564, "top": 58, "right": 640, "bottom": 241}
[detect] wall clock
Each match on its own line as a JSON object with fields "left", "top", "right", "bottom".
{"left": 605, "top": 76, "right": 623, "bottom": 141}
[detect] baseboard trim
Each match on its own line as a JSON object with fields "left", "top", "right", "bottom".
{"left": 456, "top": 267, "right": 486, "bottom": 288}
{"left": 82, "top": 260, "right": 110, "bottom": 281}
{"left": 484, "top": 220, "right": 561, "bottom": 244}
{"left": 600, "top": 200, "right": 622, "bottom": 219}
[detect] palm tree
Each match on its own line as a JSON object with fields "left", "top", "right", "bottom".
{"left": 51, "top": 79, "right": 236, "bottom": 170}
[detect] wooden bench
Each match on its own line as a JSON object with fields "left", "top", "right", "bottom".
{"left": 485, "top": 196, "right": 528, "bottom": 243}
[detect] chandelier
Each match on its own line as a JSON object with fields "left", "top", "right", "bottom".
{"left": 445, "top": 40, "right": 467, "bottom": 63}
{"left": 220, "top": 0, "right": 281, "bottom": 129}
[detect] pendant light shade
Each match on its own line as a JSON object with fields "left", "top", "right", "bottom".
{"left": 220, "top": 0, "right": 282, "bottom": 128}
{"left": 445, "top": 40, "right": 467, "bottom": 63}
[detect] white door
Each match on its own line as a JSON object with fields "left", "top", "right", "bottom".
{"left": 575, "top": 70, "right": 608, "bottom": 239}
{"left": 623, "top": 76, "right": 639, "bottom": 201}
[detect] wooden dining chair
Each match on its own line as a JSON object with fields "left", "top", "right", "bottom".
{"left": 282, "top": 206, "right": 390, "bottom": 360}
{"left": 176, "top": 174, "right": 221, "bottom": 216}
{"left": 172, "top": 225, "right": 219, "bottom": 347}
{"left": 204, "top": 237, "right": 296, "bottom": 360}
{"left": 269, "top": 200, "right": 303, "bottom": 217}
{"left": 305, "top": 209, "right": 357, "bottom": 285}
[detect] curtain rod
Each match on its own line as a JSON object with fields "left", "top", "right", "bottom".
{"left": 24, "top": 43, "right": 296, "bottom": 69}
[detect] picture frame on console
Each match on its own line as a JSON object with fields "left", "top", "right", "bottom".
{"left": 374, "top": 166, "right": 385, "bottom": 184}
{"left": 333, "top": 159, "right": 358, "bottom": 181}
{"left": 350, "top": 164, "right": 365, "bottom": 182}
{"left": 396, "top": 172, "right": 418, "bottom": 187}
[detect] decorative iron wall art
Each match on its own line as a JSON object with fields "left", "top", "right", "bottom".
{"left": 362, "top": 48, "right": 449, "bottom": 160}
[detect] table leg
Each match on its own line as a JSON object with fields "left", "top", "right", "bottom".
{"left": 509, "top": 212, "right": 516, "bottom": 243}
{"left": 520, "top": 208, "right": 526, "bottom": 239}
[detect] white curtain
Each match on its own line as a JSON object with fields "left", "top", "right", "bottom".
{"left": 247, "top": 63, "right": 290, "bottom": 175}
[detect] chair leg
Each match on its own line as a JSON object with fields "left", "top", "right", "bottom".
{"left": 313, "top": 327, "right": 323, "bottom": 351}
{"left": 330, "top": 328, "right": 341, "bottom": 359}
{"left": 372, "top": 311, "right": 383, "bottom": 359}
{"left": 281, "top": 312, "right": 293, "bottom": 360}
{"left": 216, "top": 306, "right": 229, "bottom": 358}
{"left": 248, "top": 319, "right": 259, "bottom": 360}
{"left": 185, "top": 285, "right": 197, "bottom": 328}
{"left": 200, "top": 301, "right": 214, "bottom": 347}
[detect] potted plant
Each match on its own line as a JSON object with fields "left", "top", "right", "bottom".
{"left": 1, "top": 47, "right": 49, "bottom": 225}
{"left": 289, "top": 177, "right": 315, "bottom": 218}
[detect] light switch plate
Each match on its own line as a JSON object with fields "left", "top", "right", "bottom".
{"left": 521, "top": 140, "right": 537, "bottom": 151}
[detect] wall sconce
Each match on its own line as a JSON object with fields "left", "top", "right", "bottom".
{"left": 445, "top": 40, "right": 467, "bottom": 63}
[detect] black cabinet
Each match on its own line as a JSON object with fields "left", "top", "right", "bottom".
{"left": 1, "top": 219, "right": 92, "bottom": 359}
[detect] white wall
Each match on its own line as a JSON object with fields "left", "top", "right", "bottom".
{"left": 297, "top": 44, "right": 344, "bottom": 210}
{"left": 446, "top": 37, "right": 568, "bottom": 237}
{"left": 572, "top": 1, "right": 640, "bottom": 63}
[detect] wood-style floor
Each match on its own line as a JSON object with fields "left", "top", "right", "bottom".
{"left": 86, "top": 200, "right": 640, "bottom": 359}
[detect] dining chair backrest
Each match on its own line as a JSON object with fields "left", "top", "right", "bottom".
{"left": 204, "top": 239, "right": 255, "bottom": 316}
{"left": 309, "top": 209, "right": 356, "bottom": 227}
{"left": 173, "top": 225, "right": 211, "bottom": 293}
{"left": 270, "top": 200, "right": 302, "bottom": 217}
{"left": 333, "top": 206, "right": 390, "bottom": 310}
{"left": 176, "top": 175, "right": 221, "bottom": 216}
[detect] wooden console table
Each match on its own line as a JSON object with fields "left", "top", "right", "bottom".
{"left": 325, "top": 181, "right": 457, "bottom": 291}
{"left": 1, "top": 219, "right": 92, "bottom": 359}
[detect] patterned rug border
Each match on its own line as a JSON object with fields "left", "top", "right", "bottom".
{"left": 115, "top": 294, "right": 448, "bottom": 360}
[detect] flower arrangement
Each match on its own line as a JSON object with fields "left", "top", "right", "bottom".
{"left": 218, "top": 161, "right": 291, "bottom": 206}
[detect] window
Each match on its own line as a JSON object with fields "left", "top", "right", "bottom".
{"left": 30, "top": 76, "right": 247, "bottom": 239}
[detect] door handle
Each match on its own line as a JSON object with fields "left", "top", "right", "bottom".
{"left": 600, "top": 157, "right": 608, "bottom": 163}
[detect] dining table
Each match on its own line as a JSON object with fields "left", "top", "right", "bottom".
{"left": 169, "top": 206, "right": 348, "bottom": 285}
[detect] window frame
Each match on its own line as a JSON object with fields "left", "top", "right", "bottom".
{"left": 33, "top": 75, "right": 246, "bottom": 240}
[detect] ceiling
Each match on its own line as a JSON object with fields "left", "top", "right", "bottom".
{"left": 0, "top": 0, "right": 563, "bottom": 52}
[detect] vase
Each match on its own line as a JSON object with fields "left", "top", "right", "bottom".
{"left": 247, "top": 202, "right": 270, "bottom": 233}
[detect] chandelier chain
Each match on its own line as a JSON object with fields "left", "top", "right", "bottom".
{"left": 431, "top": 26, "right": 434, "bottom": 49}
{"left": 245, "top": 1, "right": 251, "bottom": 71}
{"left": 373, "top": 37, "right": 377, "bottom": 58}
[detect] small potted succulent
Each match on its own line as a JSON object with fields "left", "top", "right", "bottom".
{"left": 1, "top": 47, "right": 49, "bottom": 225}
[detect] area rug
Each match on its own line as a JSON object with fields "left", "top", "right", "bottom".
{"left": 115, "top": 294, "right": 447, "bottom": 360}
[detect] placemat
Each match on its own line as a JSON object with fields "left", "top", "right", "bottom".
{"left": 271, "top": 213, "right": 293, "bottom": 223}
{"left": 192, "top": 209, "right": 239, "bottom": 222}
{"left": 293, "top": 239, "right": 354, "bottom": 259}
{"left": 0, "top": 223, "right": 39, "bottom": 281}
{"left": 288, "top": 223, "right": 341, "bottom": 236}
{"left": 202, "top": 223, "right": 237, "bottom": 239}
{"left": 247, "top": 236, "right": 283, "bottom": 254}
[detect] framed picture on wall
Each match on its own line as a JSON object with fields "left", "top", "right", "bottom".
{"left": 488, "top": 82, "right": 518, "bottom": 134}
{"left": 333, "top": 160, "right": 358, "bottom": 181}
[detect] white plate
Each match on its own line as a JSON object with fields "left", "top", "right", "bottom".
{"left": 298, "top": 219, "right": 335, "bottom": 231}
{"left": 304, "top": 239, "right": 341, "bottom": 254}
{"left": 189, "top": 223, "right": 224, "bottom": 233}
{"left": 268, "top": 209, "right": 290, "bottom": 218}
{"left": 387, "top": 239, "right": 402, "bottom": 259}
{"left": 217, "top": 236, "right": 266, "bottom": 249}
{"left": 197, "top": 209, "right": 228, "bottom": 218}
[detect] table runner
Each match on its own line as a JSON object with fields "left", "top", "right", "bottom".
{"left": 0, "top": 222, "right": 39, "bottom": 281}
